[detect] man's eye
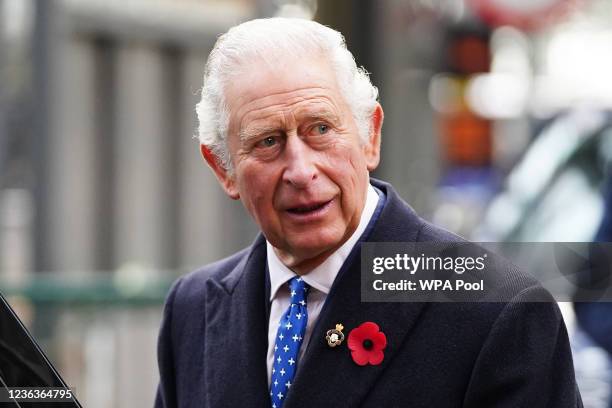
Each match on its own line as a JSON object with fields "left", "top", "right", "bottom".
{"left": 316, "top": 124, "right": 329, "bottom": 134}
{"left": 257, "top": 136, "right": 278, "bottom": 148}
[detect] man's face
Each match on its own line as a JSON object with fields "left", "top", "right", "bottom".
{"left": 204, "top": 55, "right": 382, "bottom": 272}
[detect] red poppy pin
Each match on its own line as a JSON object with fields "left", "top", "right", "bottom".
{"left": 347, "top": 322, "right": 387, "bottom": 366}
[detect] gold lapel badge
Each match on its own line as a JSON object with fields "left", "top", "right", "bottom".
{"left": 326, "top": 324, "right": 345, "bottom": 347}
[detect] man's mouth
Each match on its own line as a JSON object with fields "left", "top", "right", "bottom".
{"left": 286, "top": 200, "right": 332, "bottom": 215}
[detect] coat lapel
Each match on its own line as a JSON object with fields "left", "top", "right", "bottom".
{"left": 284, "top": 180, "right": 429, "bottom": 408}
{"left": 203, "top": 237, "right": 272, "bottom": 407}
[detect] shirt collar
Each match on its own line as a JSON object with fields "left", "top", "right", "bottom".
{"left": 268, "top": 183, "right": 380, "bottom": 300}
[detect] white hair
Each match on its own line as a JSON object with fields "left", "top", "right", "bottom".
{"left": 196, "top": 17, "right": 379, "bottom": 170}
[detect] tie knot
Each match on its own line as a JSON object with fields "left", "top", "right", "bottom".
{"left": 288, "top": 276, "right": 309, "bottom": 305}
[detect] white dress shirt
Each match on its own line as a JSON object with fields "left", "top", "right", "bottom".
{"left": 266, "top": 183, "right": 380, "bottom": 385}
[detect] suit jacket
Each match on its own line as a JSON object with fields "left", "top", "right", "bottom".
{"left": 155, "top": 179, "right": 582, "bottom": 408}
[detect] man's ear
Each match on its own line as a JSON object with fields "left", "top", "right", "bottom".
{"left": 200, "top": 144, "right": 240, "bottom": 200}
{"left": 364, "top": 103, "right": 383, "bottom": 171}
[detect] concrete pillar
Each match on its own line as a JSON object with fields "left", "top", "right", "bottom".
{"left": 113, "top": 43, "right": 170, "bottom": 271}
{"left": 47, "top": 38, "right": 99, "bottom": 271}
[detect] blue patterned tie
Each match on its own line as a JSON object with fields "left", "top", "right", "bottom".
{"left": 270, "top": 276, "right": 309, "bottom": 408}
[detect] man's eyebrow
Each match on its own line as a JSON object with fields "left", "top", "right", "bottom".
{"left": 239, "top": 125, "right": 280, "bottom": 142}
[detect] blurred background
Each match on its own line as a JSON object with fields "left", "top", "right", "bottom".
{"left": 1, "top": 0, "right": 612, "bottom": 406}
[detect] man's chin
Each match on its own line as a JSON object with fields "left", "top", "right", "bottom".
{"left": 280, "top": 238, "right": 343, "bottom": 271}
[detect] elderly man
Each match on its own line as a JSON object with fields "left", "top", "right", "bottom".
{"left": 155, "top": 18, "right": 582, "bottom": 408}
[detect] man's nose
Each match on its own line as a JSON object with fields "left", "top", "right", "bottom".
{"left": 282, "top": 135, "right": 318, "bottom": 189}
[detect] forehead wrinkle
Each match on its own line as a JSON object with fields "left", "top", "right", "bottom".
{"left": 241, "top": 86, "right": 334, "bottom": 106}
{"left": 232, "top": 80, "right": 348, "bottom": 144}
{"left": 231, "top": 86, "right": 331, "bottom": 120}
{"left": 239, "top": 95, "right": 341, "bottom": 132}
{"left": 241, "top": 93, "right": 337, "bottom": 118}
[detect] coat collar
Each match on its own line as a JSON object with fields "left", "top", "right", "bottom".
{"left": 204, "top": 179, "right": 427, "bottom": 407}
